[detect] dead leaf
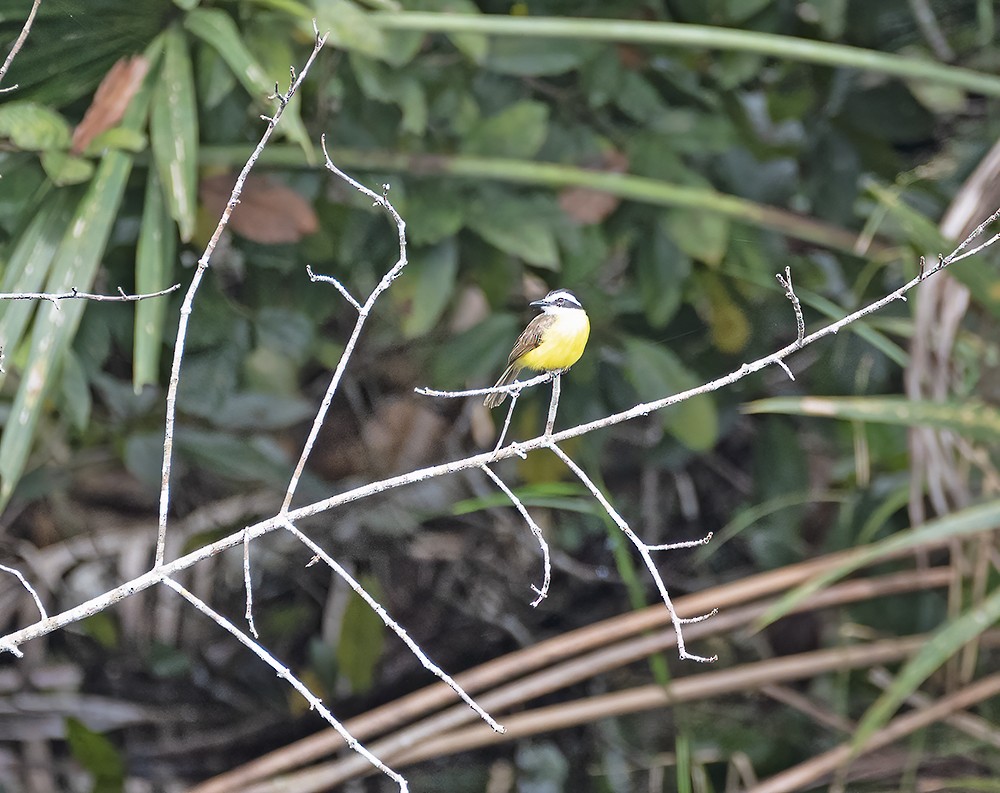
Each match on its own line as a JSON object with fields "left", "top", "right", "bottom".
{"left": 199, "top": 173, "right": 319, "bottom": 244}
{"left": 558, "top": 149, "right": 629, "bottom": 225}
{"left": 71, "top": 55, "right": 149, "bottom": 155}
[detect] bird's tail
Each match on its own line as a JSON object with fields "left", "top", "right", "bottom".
{"left": 484, "top": 363, "right": 521, "bottom": 408}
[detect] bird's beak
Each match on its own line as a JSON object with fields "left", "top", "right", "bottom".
{"left": 529, "top": 297, "right": 546, "bottom": 307}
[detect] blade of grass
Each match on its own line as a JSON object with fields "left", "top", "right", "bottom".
{"left": 754, "top": 499, "right": 1000, "bottom": 631}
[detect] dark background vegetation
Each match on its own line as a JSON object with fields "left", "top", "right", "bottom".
{"left": 0, "top": 0, "right": 998, "bottom": 790}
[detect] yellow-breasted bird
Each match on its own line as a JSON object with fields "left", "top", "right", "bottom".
{"left": 484, "top": 289, "right": 591, "bottom": 408}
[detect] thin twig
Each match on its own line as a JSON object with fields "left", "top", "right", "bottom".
{"left": 0, "top": 284, "right": 180, "bottom": 306}
{"left": 0, "top": 563, "right": 47, "bottom": 621}
{"left": 0, "top": 0, "right": 41, "bottom": 91}
{"left": 279, "top": 518, "right": 504, "bottom": 733}
{"left": 155, "top": 27, "right": 328, "bottom": 568}
{"left": 280, "top": 137, "right": 408, "bottom": 514}
{"left": 242, "top": 529, "right": 258, "bottom": 639}
{"left": 480, "top": 465, "right": 551, "bottom": 606}
{"left": 492, "top": 394, "right": 519, "bottom": 452}
{"left": 546, "top": 441, "right": 718, "bottom": 662}
{"left": 306, "top": 264, "right": 361, "bottom": 312}
{"left": 161, "top": 577, "right": 408, "bottom": 792}
{"left": 775, "top": 266, "right": 805, "bottom": 347}
{"left": 417, "top": 371, "right": 554, "bottom": 400}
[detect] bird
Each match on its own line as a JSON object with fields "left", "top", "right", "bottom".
{"left": 484, "top": 289, "right": 591, "bottom": 408}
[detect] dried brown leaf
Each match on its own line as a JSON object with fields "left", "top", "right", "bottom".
{"left": 199, "top": 173, "right": 319, "bottom": 244}
{"left": 71, "top": 55, "right": 149, "bottom": 154}
{"left": 558, "top": 149, "right": 629, "bottom": 225}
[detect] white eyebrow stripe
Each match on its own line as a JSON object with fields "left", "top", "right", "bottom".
{"left": 545, "top": 289, "right": 582, "bottom": 307}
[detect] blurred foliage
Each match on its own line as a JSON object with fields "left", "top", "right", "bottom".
{"left": 0, "top": 0, "right": 999, "bottom": 789}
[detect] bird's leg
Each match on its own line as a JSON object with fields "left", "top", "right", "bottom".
{"left": 544, "top": 372, "right": 562, "bottom": 436}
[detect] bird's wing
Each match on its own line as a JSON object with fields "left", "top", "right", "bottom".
{"left": 506, "top": 314, "right": 552, "bottom": 365}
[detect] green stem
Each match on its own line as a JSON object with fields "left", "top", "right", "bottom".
{"left": 200, "top": 145, "right": 894, "bottom": 258}
{"left": 372, "top": 13, "right": 1000, "bottom": 97}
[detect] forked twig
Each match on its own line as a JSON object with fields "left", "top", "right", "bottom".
{"left": 155, "top": 26, "right": 328, "bottom": 567}
{"left": 162, "top": 577, "right": 409, "bottom": 792}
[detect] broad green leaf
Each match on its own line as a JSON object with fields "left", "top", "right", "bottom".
{"left": 622, "top": 337, "right": 718, "bottom": 451}
{"left": 175, "top": 429, "right": 292, "bottom": 486}
{"left": 150, "top": 26, "right": 198, "bottom": 242}
{"left": 0, "top": 73, "right": 153, "bottom": 509}
{"left": 254, "top": 307, "right": 315, "bottom": 365}
{"left": 40, "top": 151, "right": 94, "bottom": 185}
{"left": 745, "top": 396, "right": 1000, "bottom": 443}
{"left": 663, "top": 207, "right": 730, "bottom": 266}
{"left": 461, "top": 101, "right": 549, "bottom": 159}
{"left": 392, "top": 238, "right": 458, "bottom": 338}
{"left": 403, "top": 181, "right": 466, "bottom": 246}
{"left": 337, "top": 575, "right": 387, "bottom": 694}
{"left": 134, "top": 167, "right": 176, "bottom": 391}
{"left": 84, "top": 127, "right": 147, "bottom": 155}
{"left": 634, "top": 223, "right": 690, "bottom": 328}
{"left": 65, "top": 717, "right": 125, "bottom": 793}
{"left": 211, "top": 392, "right": 314, "bottom": 431}
{"left": 466, "top": 194, "right": 560, "bottom": 269}
{"left": 485, "top": 37, "right": 597, "bottom": 76}
{"left": 852, "top": 586, "right": 1000, "bottom": 752}
{"left": 315, "top": 0, "right": 389, "bottom": 60}
{"left": 0, "top": 101, "right": 71, "bottom": 150}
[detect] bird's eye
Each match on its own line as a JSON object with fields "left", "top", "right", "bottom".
{"left": 556, "top": 298, "right": 566, "bottom": 306}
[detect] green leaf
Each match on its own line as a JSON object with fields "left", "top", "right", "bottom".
{"left": 254, "top": 307, "right": 315, "bottom": 365}
{"left": 134, "top": 167, "right": 176, "bottom": 391}
{"left": 211, "top": 392, "right": 314, "bottom": 431}
{"left": 461, "top": 101, "right": 549, "bottom": 159}
{"left": 65, "top": 718, "right": 125, "bottom": 792}
{"left": 852, "top": 586, "right": 1000, "bottom": 752}
{"left": 0, "top": 190, "right": 79, "bottom": 380}
{"left": 663, "top": 207, "right": 730, "bottom": 266}
{"left": 634, "top": 223, "right": 690, "bottom": 328}
{"left": 337, "top": 575, "right": 387, "bottom": 694}
{"left": 404, "top": 181, "right": 466, "bottom": 246}
{"left": 175, "top": 429, "right": 292, "bottom": 486}
{"left": 40, "top": 151, "right": 94, "bottom": 186}
{"left": 744, "top": 396, "right": 1000, "bottom": 444}
{"left": 185, "top": 8, "right": 271, "bottom": 100}
{"left": 392, "top": 238, "right": 458, "bottom": 338}
{"left": 315, "top": 0, "right": 389, "bottom": 60}
{"left": 0, "top": 73, "right": 152, "bottom": 509}
{"left": 622, "top": 337, "right": 718, "bottom": 451}
{"left": 485, "top": 36, "right": 597, "bottom": 76}
{"left": 0, "top": 101, "right": 71, "bottom": 151}
{"left": 150, "top": 26, "right": 198, "bottom": 242}
{"left": 466, "top": 193, "right": 560, "bottom": 269}
{"left": 57, "top": 351, "right": 92, "bottom": 431}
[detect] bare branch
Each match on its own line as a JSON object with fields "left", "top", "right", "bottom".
{"left": 242, "top": 529, "right": 258, "bottom": 639}
{"left": 0, "top": 563, "right": 47, "bottom": 621}
{"left": 775, "top": 266, "right": 805, "bottom": 347}
{"left": 161, "top": 577, "right": 408, "bottom": 792}
{"left": 279, "top": 518, "right": 504, "bottom": 733}
{"left": 155, "top": 30, "right": 328, "bottom": 568}
{"left": 545, "top": 441, "right": 718, "bottom": 663}
{"left": 480, "top": 465, "right": 551, "bottom": 606}
{"left": 0, "top": 284, "right": 180, "bottom": 306}
{"left": 416, "top": 371, "right": 554, "bottom": 400}
{"left": 0, "top": 0, "right": 42, "bottom": 91}
{"left": 279, "top": 136, "right": 409, "bottom": 515}
{"left": 305, "top": 264, "right": 361, "bottom": 311}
